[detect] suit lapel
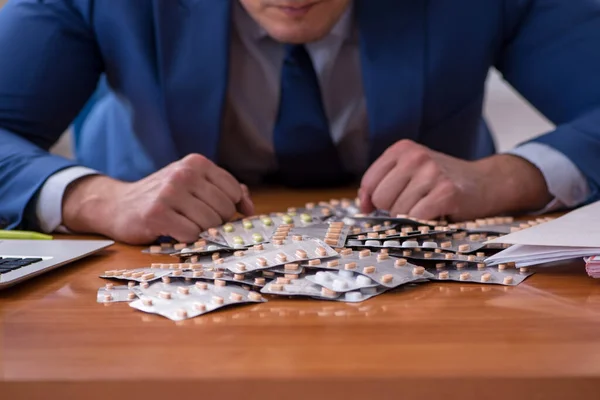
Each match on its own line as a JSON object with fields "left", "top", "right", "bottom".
{"left": 356, "top": 0, "right": 426, "bottom": 163}
{"left": 153, "top": 0, "right": 232, "bottom": 162}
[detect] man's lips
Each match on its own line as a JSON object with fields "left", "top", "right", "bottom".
{"left": 275, "top": 2, "right": 317, "bottom": 17}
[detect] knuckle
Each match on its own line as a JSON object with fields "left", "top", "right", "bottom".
{"left": 438, "top": 178, "right": 459, "bottom": 197}
{"left": 168, "top": 165, "right": 194, "bottom": 185}
{"left": 158, "top": 182, "right": 179, "bottom": 200}
{"left": 390, "top": 139, "right": 417, "bottom": 155}
{"left": 182, "top": 153, "right": 211, "bottom": 170}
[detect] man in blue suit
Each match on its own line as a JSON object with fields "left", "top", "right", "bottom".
{"left": 0, "top": 0, "right": 598, "bottom": 244}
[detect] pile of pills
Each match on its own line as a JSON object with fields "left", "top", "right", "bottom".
{"left": 106, "top": 198, "right": 539, "bottom": 321}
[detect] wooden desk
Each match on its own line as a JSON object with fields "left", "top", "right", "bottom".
{"left": 2, "top": 188, "right": 600, "bottom": 400}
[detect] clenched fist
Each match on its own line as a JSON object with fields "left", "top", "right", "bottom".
{"left": 62, "top": 154, "right": 254, "bottom": 244}
{"left": 359, "top": 140, "right": 553, "bottom": 221}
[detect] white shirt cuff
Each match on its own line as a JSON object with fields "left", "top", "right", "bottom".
{"left": 35, "top": 166, "right": 100, "bottom": 233}
{"left": 507, "top": 142, "right": 591, "bottom": 212}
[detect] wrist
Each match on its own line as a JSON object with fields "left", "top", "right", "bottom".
{"left": 476, "top": 154, "right": 552, "bottom": 215}
{"left": 62, "top": 175, "right": 121, "bottom": 235}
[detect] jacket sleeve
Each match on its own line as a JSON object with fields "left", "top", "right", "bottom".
{"left": 0, "top": 0, "right": 103, "bottom": 229}
{"left": 496, "top": 0, "right": 600, "bottom": 205}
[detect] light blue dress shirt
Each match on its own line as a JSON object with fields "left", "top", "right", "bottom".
{"left": 35, "top": 2, "right": 590, "bottom": 232}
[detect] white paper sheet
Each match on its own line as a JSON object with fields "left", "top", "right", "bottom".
{"left": 485, "top": 200, "right": 600, "bottom": 247}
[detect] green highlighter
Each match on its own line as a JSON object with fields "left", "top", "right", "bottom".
{"left": 0, "top": 230, "right": 53, "bottom": 240}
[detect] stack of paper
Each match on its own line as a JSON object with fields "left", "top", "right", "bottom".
{"left": 485, "top": 200, "right": 600, "bottom": 267}
{"left": 585, "top": 256, "right": 600, "bottom": 278}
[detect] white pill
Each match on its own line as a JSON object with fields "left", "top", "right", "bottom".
{"left": 422, "top": 241, "right": 438, "bottom": 248}
{"left": 180, "top": 248, "right": 193, "bottom": 253}
{"left": 345, "top": 291, "right": 363, "bottom": 302}
{"left": 365, "top": 240, "right": 381, "bottom": 247}
{"left": 338, "top": 269, "right": 354, "bottom": 279}
{"left": 355, "top": 275, "right": 373, "bottom": 286}
{"left": 383, "top": 240, "right": 401, "bottom": 247}
{"left": 234, "top": 244, "right": 246, "bottom": 249}
{"left": 360, "top": 287, "right": 377, "bottom": 295}
{"left": 402, "top": 241, "right": 419, "bottom": 248}
{"left": 315, "top": 271, "right": 332, "bottom": 283}
{"left": 207, "top": 245, "right": 218, "bottom": 251}
{"left": 332, "top": 280, "right": 348, "bottom": 291}
{"left": 347, "top": 240, "right": 363, "bottom": 246}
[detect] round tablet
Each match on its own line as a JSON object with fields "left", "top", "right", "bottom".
{"left": 345, "top": 291, "right": 363, "bottom": 302}
{"left": 252, "top": 233, "right": 264, "bottom": 243}
{"left": 261, "top": 217, "right": 273, "bottom": 226}
{"left": 207, "top": 245, "right": 218, "bottom": 251}
{"left": 243, "top": 220, "right": 253, "bottom": 229}
{"left": 402, "top": 241, "right": 419, "bottom": 248}
{"left": 383, "top": 240, "right": 401, "bottom": 247}
{"left": 422, "top": 241, "right": 438, "bottom": 248}
{"left": 338, "top": 269, "right": 354, "bottom": 279}
{"left": 364, "top": 240, "right": 381, "bottom": 247}
{"left": 332, "top": 280, "right": 348, "bottom": 291}
{"left": 223, "top": 224, "right": 234, "bottom": 233}
{"left": 282, "top": 215, "right": 293, "bottom": 224}
{"left": 315, "top": 271, "right": 331, "bottom": 283}
{"left": 300, "top": 213, "right": 313, "bottom": 223}
{"left": 355, "top": 275, "right": 373, "bottom": 286}
{"left": 360, "top": 287, "right": 377, "bottom": 295}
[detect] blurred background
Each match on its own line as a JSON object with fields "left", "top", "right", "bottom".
{"left": 0, "top": 0, "right": 554, "bottom": 159}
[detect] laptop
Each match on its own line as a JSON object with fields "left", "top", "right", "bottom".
{"left": 0, "top": 239, "right": 114, "bottom": 290}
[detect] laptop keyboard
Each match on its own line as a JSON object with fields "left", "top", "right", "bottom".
{"left": 0, "top": 257, "right": 44, "bottom": 274}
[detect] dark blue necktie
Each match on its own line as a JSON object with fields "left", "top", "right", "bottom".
{"left": 272, "top": 44, "right": 351, "bottom": 187}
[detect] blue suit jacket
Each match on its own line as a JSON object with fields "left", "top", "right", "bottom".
{"left": 1, "top": 0, "right": 600, "bottom": 229}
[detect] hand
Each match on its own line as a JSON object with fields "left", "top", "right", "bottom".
{"left": 62, "top": 154, "right": 254, "bottom": 245}
{"left": 359, "top": 140, "right": 552, "bottom": 221}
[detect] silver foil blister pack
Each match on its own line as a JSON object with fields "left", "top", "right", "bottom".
{"left": 261, "top": 276, "right": 342, "bottom": 300}
{"left": 305, "top": 270, "right": 379, "bottom": 293}
{"left": 222, "top": 238, "right": 339, "bottom": 274}
{"left": 308, "top": 248, "right": 434, "bottom": 288}
{"left": 270, "top": 221, "right": 350, "bottom": 248}
{"left": 97, "top": 283, "right": 139, "bottom": 303}
{"left": 426, "top": 263, "right": 533, "bottom": 286}
{"left": 130, "top": 280, "right": 266, "bottom": 321}
{"left": 100, "top": 268, "right": 171, "bottom": 283}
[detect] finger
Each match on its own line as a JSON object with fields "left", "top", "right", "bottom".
{"left": 206, "top": 164, "right": 243, "bottom": 204}
{"left": 359, "top": 154, "right": 397, "bottom": 202}
{"left": 169, "top": 190, "right": 224, "bottom": 231}
{"left": 160, "top": 209, "right": 203, "bottom": 244}
{"left": 408, "top": 181, "right": 457, "bottom": 220}
{"left": 390, "top": 164, "right": 439, "bottom": 216}
{"left": 237, "top": 184, "right": 255, "bottom": 216}
{"left": 358, "top": 187, "right": 374, "bottom": 214}
{"left": 192, "top": 181, "right": 237, "bottom": 220}
{"left": 370, "top": 165, "right": 411, "bottom": 212}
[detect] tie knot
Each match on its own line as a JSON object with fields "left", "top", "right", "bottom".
{"left": 283, "top": 44, "right": 309, "bottom": 63}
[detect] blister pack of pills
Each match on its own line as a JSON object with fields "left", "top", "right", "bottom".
{"left": 261, "top": 276, "right": 342, "bottom": 300}
{"left": 271, "top": 222, "right": 350, "bottom": 248}
{"left": 426, "top": 263, "right": 533, "bottom": 286}
{"left": 267, "top": 263, "right": 306, "bottom": 275}
{"left": 222, "top": 238, "right": 339, "bottom": 274}
{"left": 143, "top": 239, "right": 230, "bottom": 255}
{"left": 100, "top": 268, "right": 171, "bottom": 283}
{"left": 176, "top": 269, "right": 267, "bottom": 288}
{"left": 309, "top": 249, "right": 434, "bottom": 288}
{"left": 333, "top": 286, "right": 390, "bottom": 303}
{"left": 130, "top": 280, "right": 266, "bottom": 321}
{"left": 388, "top": 250, "right": 487, "bottom": 264}
{"left": 97, "top": 283, "right": 139, "bottom": 303}
{"left": 305, "top": 270, "right": 379, "bottom": 293}
{"left": 199, "top": 217, "right": 278, "bottom": 248}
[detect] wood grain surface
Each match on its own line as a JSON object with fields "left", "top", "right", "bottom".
{"left": 1, "top": 187, "right": 599, "bottom": 399}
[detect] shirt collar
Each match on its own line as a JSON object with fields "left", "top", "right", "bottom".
{"left": 235, "top": 1, "right": 354, "bottom": 42}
